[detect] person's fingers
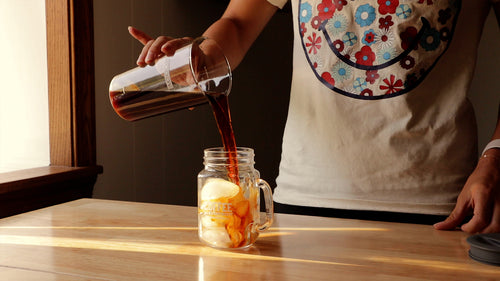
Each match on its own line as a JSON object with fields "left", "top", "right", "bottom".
{"left": 145, "top": 36, "right": 171, "bottom": 65}
{"left": 135, "top": 40, "right": 154, "bottom": 67}
{"left": 161, "top": 37, "right": 193, "bottom": 56}
{"left": 433, "top": 200, "right": 470, "bottom": 230}
{"left": 461, "top": 189, "right": 492, "bottom": 233}
{"left": 128, "top": 26, "right": 153, "bottom": 45}
{"left": 481, "top": 203, "right": 500, "bottom": 233}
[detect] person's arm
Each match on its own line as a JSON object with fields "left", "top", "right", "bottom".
{"left": 129, "top": 0, "right": 278, "bottom": 69}
{"left": 434, "top": 105, "right": 500, "bottom": 233}
{"left": 434, "top": 3, "right": 500, "bottom": 233}
{"left": 201, "top": 0, "right": 279, "bottom": 69}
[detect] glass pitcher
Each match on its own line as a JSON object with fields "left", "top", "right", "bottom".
{"left": 109, "top": 37, "right": 231, "bottom": 121}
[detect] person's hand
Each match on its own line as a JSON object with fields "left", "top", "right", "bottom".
{"left": 128, "top": 26, "right": 192, "bottom": 67}
{"left": 434, "top": 149, "right": 500, "bottom": 233}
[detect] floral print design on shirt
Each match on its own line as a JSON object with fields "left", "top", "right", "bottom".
{"left": 299, "top": 0, "right": 461, "bottom": 99}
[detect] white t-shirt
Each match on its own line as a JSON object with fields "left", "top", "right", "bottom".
{"left": 268, "top": 0, "right": 497, "bottom": 215}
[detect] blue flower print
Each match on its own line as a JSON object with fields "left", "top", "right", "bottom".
{"left": 353, "top": 77, "right": 368, "bottom": 92}
{"left": 326, "top": 14, "right": 348, "bottom": 36}
{"left": 355, "top": 4, "right": 376, "bottom": 27}
{"left": 381, "top": 51, "right": 392, "bottom": 61}
{"left": 396, "top": 4, "right": 412, "bottom": 19}
{"left": 420, "top": 28, "right": 441, "bottom": 51}
{"left": 297, "top": 0, "right": 462, "bottom": 99}
{"left": 376, "top": 47, "right": 397, "bottom": 63}
{"left": 332, "top": 62, "right": 352, "bottom": 82}
{"left": 300, "top": 2, "right": 313, "bottom": 23}
{"left": 342, "top": 32, "right": 358, "bottom": 47}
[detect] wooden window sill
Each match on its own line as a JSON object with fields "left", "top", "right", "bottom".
{"left": 0, "top": 165, "right": 103, "bottom": 218}
{"left": 0, "top": 1, "right": 100, "bottom": 219}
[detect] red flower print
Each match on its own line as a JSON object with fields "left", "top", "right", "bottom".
{"left": 361, "top": 89, "right": 373, "bottom": 96}
{"left": 418, "top": 0, "right": 433, "bottom": 4}
{"left": 380, "top": 74, "right": 404, "bottom": 94}
{"left": 333, "top": 39, "right": 344, "bottom": 52}
{"left": 306, "top": 33, "right": 322, "bottom": 55}
{"left": 333, "top": 0, "right": 347, "bottom": 11}
{"left": 311, "top": 16, "right": 323, "bottom": 29}
{"left": 317, "top": 0, "right": 335, "bottom": 21}
{"left": 355, "top": 46, "right": 375, "bottom": 66}
{"left": 400, "top": 55, "right": 415, "bottom": 70}
{"left": 379, "top": 16, "right": 394, "bottom": 30}
{"left": 300, "top": 22, "right": 307, "bottom": 36}
{"left": 377, "top": 0, "right": 399, "bottom": 15}
{"left": 400, "top": 26, "right": 418, "bottom": 50}
{"left": 405, "top": 73, "right": 418, "bottom": 88}
{"left": 321, "top": 72, "right": 335, "bottom": 87}
{"left": 365, "top": 70, "right": 379, "bottom": 84}
{"left": 364, "top": 31, "right": 376, "bottom": 44}
{"left": 438, "top": 8, "right": 451, "bottom": 25}
{"left": 440, "top": 27, "right": 450, "bottom": 41}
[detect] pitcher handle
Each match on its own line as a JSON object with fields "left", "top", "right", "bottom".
{"left": 257, "top": 179, "right": 274, "bottom": 232}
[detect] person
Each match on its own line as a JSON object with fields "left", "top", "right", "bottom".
{"left": 128, "top": 0, "right": 500, "bottom": 233}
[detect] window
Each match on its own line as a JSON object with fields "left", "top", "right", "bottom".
{"left": 0, "top": 0, "right": 50, "bottom": 173}
{"left": 0, "top": 0, "right": 102, "bottom": 218}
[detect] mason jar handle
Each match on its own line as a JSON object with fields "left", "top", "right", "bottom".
{"left": 257, "top": 179, "right": 274, "bottom": 232}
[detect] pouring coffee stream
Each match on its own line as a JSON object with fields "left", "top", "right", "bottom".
{"left": 110, "top": 37, "right": 272, "bottom": 248}
{"left": 205, "top": 93, "right": 240, "bottom": 185}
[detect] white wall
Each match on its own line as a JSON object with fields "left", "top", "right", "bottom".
{"left": 93, "top": 1, "right": 499, "bottom": 206}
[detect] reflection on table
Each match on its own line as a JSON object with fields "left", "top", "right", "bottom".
{"left": 0, "top": 199, "right": 498, "bottom": 280}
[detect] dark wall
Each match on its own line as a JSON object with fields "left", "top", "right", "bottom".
{"left": 93, "top": 0, "right": 293, "bottom": 206}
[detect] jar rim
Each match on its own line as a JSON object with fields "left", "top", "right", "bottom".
{"left": 203, "top": 147, "right": 255, "bottom": 165}
{"left": 204, "top": 147, "right": 253, "bottom": 153}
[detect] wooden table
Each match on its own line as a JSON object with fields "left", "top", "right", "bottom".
{"left": 0, "top": 199, "right": 498, "bottom": 280}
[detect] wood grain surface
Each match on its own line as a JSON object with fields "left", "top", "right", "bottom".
{"left": 0, "top": 199, "right": 498, "bottom": 280}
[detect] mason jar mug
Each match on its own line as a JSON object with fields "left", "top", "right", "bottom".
{"left": 197, "top": 147, "right": 273, "bottom": 249}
